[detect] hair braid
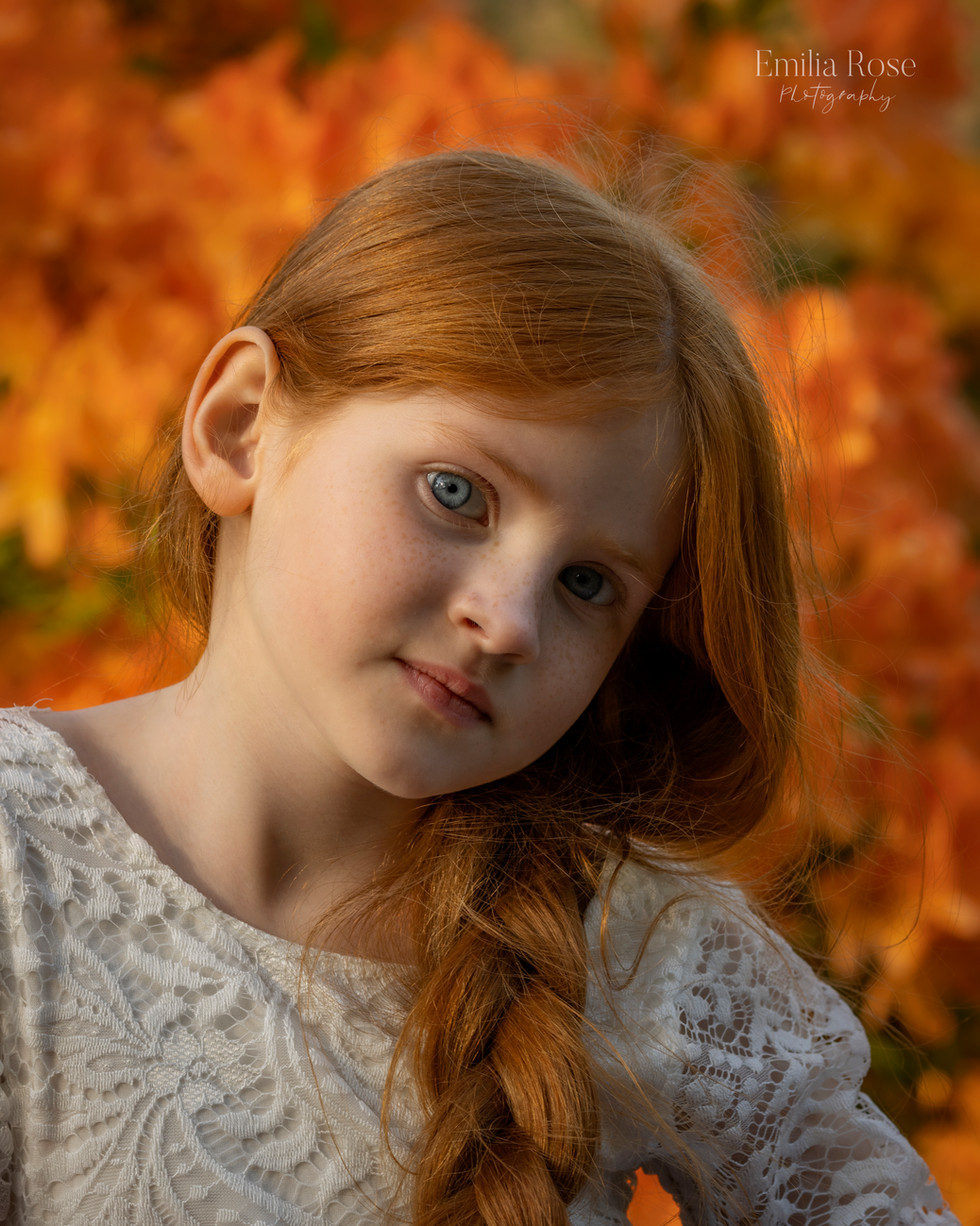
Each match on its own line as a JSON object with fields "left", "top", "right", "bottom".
{"left": 390, "top": 802, "right": 602, "bottom": 1226}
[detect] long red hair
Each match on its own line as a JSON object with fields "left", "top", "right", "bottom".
{"left": 145, "top": 148, "right": 806, "bottom": 1225}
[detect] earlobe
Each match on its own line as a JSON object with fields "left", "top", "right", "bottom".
{"left": 182, "top": 326, "right": 280, "bottom": 517}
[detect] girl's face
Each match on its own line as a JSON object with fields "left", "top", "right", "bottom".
{"left": 219, "top": 391, "right": 685, "bottom": 800}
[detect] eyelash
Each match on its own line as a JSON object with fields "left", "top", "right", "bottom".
{"left": 420, "top": 465, "right": 624, "bottom": 608}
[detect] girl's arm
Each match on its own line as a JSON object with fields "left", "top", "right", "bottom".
{"left": 585, "top": 860, "right": 959, "bottom": 1226}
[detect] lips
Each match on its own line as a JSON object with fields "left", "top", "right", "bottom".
{"left": 397, "top": 659, "right": 493, "bottom": 725}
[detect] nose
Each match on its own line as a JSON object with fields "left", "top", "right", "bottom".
{"left": 448, "top": 560, "right": 543, "bottom": 661}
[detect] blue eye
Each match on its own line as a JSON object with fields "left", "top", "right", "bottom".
{"left": 559, "top": 565, "right": 612, "bottom": 605}
{"left": 427, "top": 471, "right": 486, "bottom": 520}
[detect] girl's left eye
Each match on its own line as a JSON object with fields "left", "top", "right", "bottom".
{"left": 426, "top": 471, "right": 487, "bottom": 520}
{"left": 559, "top": 565, "right": 615, "bottom": 606}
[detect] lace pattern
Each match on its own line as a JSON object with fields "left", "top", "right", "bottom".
{"left": 0, "top": 709, "right": 958, "bottom": 1224}
{"left": 586, "top": 873, "right": 955, "bottom": 1224}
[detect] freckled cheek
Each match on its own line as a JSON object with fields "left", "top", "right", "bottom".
{"left": 529, "top": 632, "right": 620, "bottom": 735}
{"left": 282, "top": 503, "right": 452, "bottom": 641}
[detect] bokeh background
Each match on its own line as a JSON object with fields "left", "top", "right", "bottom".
{"left": 2, "top": 0, "right": 979, "bottom": 1220}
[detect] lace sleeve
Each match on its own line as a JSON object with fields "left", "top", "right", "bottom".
{"left": 589, "top": 864, "right": 959, "bottom": 1226}
{"left": 0, "top": 1081, "right": 9, "bottom": 1223}
{"left": 0, "top": 794, "right": 16, "bottom": 1222}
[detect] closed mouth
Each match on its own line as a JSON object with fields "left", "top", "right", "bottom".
{"left": 397, "top": 659, "right": 493, "bottom": 723}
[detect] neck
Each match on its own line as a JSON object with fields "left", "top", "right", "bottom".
{"left": 36, "top": 664, "right": 424, "bottom": 952}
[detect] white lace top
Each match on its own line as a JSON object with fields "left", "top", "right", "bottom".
{"left": 0, "top": 709, "right": 956, "bottom": 1225}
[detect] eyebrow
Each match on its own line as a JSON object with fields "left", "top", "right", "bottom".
{"left": 430, "top": 421, "right": 664, "bottom": 591}
{"left": 592, "top": 536, "right": 662, "bottom": 591}
{"left": 432, "top": 422, "right": 546, "bottom": 500}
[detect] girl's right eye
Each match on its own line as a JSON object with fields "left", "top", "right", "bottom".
{"left": 426, "top": 471, "right": 488, "bottom": 521}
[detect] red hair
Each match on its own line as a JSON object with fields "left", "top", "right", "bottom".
{"left": 146, "top": 148, "right": 806, "bottom": 1225}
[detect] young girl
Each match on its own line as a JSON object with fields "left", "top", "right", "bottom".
{"left": 0, "top": 149, "right": 957, "bottom": 1225}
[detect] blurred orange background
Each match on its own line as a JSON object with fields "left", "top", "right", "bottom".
{"left": 1, "top": 0, "right": 978, "bottom": 1219}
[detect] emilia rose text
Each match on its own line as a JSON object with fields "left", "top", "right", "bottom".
{"left": 756, "top": 50, "right": 916, "bottom": 113}
{"left": 756, "top": 50, "right": 917, "bottom": 78}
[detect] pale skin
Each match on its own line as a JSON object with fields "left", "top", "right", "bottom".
{"left": 35, "top": 328, "right": 687, "bottom": 953}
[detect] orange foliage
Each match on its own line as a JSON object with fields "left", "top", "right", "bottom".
{"left": 912, "top": 1065, "right": 980, "bottom": 1226}
{"left": 780, "top": 281, "right": 980, "bottom": 1050}
{"left": 629, "top": 1172, "right": 680, "bottom": 1226}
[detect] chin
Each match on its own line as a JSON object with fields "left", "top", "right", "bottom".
{"left": 373, "top": 772, "right": 479, "bottom": 802}
{"left": 365, "top": 755, "right": 514, "bottom": 802}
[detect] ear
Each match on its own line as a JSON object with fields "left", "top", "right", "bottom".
{"left": 182, "top": 326, "right": 280, "bottom": 517}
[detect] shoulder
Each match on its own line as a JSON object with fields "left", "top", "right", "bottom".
{"left": 0, "top": 707, "right": 68, "bottom": 839}
{"left": 585, "top": 854, "right": 866, "bottom": 1093}
{"left": 0, "top": 707, "right": 105, "bottom": 838}
{"left": 0, "top": 705, "right": 85, "bottom": 791}
{"left": 585, "top": 855, "right": 957, "bottom": 1224}
{"left": 0, "top": 706, "right": 138, "bottom": 908}
{"left": 585, "top": 853, "right": 823, "bottom": 1025}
